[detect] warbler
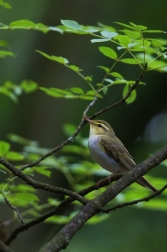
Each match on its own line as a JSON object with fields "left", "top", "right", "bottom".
{"left": 85, "top": 117, "right": 156, "bottom": 192}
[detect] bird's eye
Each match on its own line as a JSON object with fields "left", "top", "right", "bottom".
{"left": 97, "top": 124, "right": 102, "bottom": 128}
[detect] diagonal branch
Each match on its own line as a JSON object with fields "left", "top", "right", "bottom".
{"left": 105, "top": 183, "right": 167, "bottom": 212}
{"left": 0, "top": 158, "right": 88, "bottom": 205}
{"left": 91, "top": 64, "right": 147, "bottom": 119}
{"left": 5, "top": 173, "right": 122, "bottom": 246}
{"left": 39, "top": 145, "right": 167, "bottom": 252}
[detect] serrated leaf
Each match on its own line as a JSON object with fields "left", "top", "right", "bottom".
{"left": 0, "top": 141, "right": 10, "bottom": 156}
{"left": 61, "top": 20, "right": 81, "bottom": 30}
{"left": 99, "top": 46, "right": 117, "bottom": 59}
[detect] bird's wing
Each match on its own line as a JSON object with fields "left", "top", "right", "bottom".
{"left": 100, "top": 135, "right": 136, "bottom": 171}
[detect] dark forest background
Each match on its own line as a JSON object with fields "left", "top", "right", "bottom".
{"left": 0, "top": 1, "right": 167, "bottom": 251}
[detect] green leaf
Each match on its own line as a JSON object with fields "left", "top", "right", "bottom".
{"left": 123, "top": 84, "right": 136, "bottom": 104}
{"left": 10, "top": 20, "right": 35, "bottom": 27}
{"left": 114, "top": 22, "right": 138, "bottom": 30}
{"left": 0, "top": 50, "right": 14, "bottom": 58}
{"left": 120, "top": 58, "right": 142, "bottom": 64}
{"left": 129, "top": 22, "right": 147, "bottom": 30}
{"left": 100, "top": 31, "right": 118, "bottom": 39}
{"left": 68, "top": 65, "right": 81, "bottom": 71}
{"left": 120, "top": 29, "right": 141, "bottom": 39}
{"left": 63, "top": 124, "right": 76, "bottom": 136}
{"left": 0, "top": 0, "right": 11, "bottom": 8}
{"left": 20, "top": 80, "right": 38, "bottom": 93}
{"left": 61, "top": 20, "right": 81, "bottom": 30}
{"left": 0, "top": 141, "right": 10, "bottom": 156}
{"left": 110, "top": 72, "right": 123, "bottom": 79}
{"left": 99, "top": 46, "right": 117, "bottom": 59}
{"left": 5, "top": 151, "right": 24, "bottom": 161}
{"left": 142, "top": 30, "right": 166, "bottom": 34}
{"left": 69, "top": 87, "right": 84, "bottom": 95}
{"left": 33, "top": 167, "right": 51, "bottom": 177}
{"left": 8, "top": 192, "right": 39, "bottom": 207}
{"left": 98, "top": 66, "right": 109, "bottom": 73}
{"left": 0, "top": 40, "right": 8, "bottom": 46}
{"left": 62, "top": 145, "right": 85, "bottom": 155}
{"left": 91, "top": 38, "right": 110, "bottom": 43}
{"left": 37, "top": 50, "right": 69, "bottom": 64}
{"left": 114, "top": 35, "right": 131, "bottom": 47}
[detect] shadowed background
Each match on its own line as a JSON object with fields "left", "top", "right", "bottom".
{"left": 0, "top": 0, "right": 167, "bottom": 251}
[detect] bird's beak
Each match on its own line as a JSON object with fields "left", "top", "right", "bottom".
{"left": 84, "top": 116, "right": 94, "bottom": 125}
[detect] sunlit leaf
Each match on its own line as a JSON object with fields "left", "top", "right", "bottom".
{"left": 0, "top": 141, "right": 10, "bottom": 156}
{"left": 6, "top": 151, "right": 24, "bottom": 161}
{"left": 123, "top": 84, "right": 136, "bottom": 104}
{"left": 69, "top": 87, "right": 84, "bottom": 95}
{"left": 91, "top": 38, "right": 110, "bottom": 43}
{"left": 0, "top": 50, "right": 14, "bottom": 58}
{"left": 99, "top": 46, "right": 117, "bottom": 59}
{"left": 100, "top": 31, "right": 118, "bottom": 39}
{"left": 114, "top": 35, "right": 131, "bottom": 47}
{"left": 120, "top": 58, "right": 142, "bottom": 64}
{"left": 61, "top": 20, "right": 81, "bottom": 30}
{"left": 98, "top": 66, "right": 110, "bottom": 73}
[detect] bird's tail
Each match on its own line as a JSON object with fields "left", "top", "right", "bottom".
{"left": 137, "top": 176, "right": 157, "bottom": 192}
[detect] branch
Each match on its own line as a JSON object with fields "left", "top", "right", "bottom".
{"left": 106, "top": 183, "right": 167, "bottom": 212}
{"left": 5, "top": 173, "right": 122, "bottom": 246}
{"left": 91, "top": 64, "right": 147, "bottom": 119}
{"left": 0, "top": 241, "right": 13, "bottom": 252}
{"left": 0, "top": 158, "right": 88, "bottom": 204}
{"left": 39, "top": 145, "right": 167, "bottom": 252}
{"left": 19, "top": 96, "right": 97, "bottom": 171}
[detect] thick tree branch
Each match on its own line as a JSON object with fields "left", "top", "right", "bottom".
{"left": 39, "top": 145, "right": 167, "bottom": 252}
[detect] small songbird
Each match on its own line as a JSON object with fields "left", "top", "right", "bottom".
{"left": 85, "top": 117, "right": 156, "bottom": 192}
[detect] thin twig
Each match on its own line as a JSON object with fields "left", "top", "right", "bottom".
{"left": 90, "top": 64, "right": 147, "bottom": 119}
{"left": 105, "top": 184, "right": 167, "bottom": 212}
{"left": 0, "top": 158, "right": 88, "bottom": 205}
{"left": 3, "top": 196, "right": 24, "bottom": 225}
{"left": 5, "top": 173, "right": 123, "bottom": 245}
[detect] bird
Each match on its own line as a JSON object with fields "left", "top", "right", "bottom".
{"left": 84, "top": 116, "right": 157, "bottom": 192}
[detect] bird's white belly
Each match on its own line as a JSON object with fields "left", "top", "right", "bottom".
{"left": 88, "top": 135, "right": 123, "bottom": 173}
